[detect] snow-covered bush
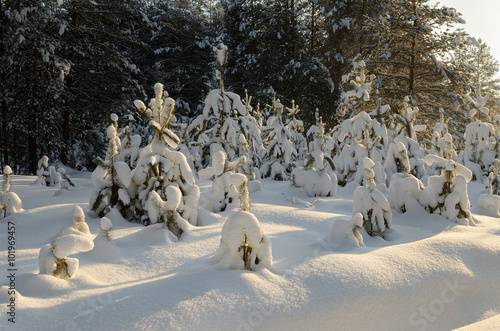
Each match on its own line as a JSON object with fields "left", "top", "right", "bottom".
{"left": 0, "top": 166, "right": 23, "bottom": 218}
{"left": 422, "top": 156, "right": 474, "bottom": 225}
{"left": 476, "top": 194, "right": 500, "bottom": 217}
{"left": 353, "top": 157, "right": 392, "bottom": 238}
{"left": 324, "top": 213, "right": 364, "bottom": 248}
{"left": 285, "top": 100, "right": 307, "bottom": 164}
{"left": 118, "top": 115, "right": 142, "bottom": 168}
{"left": 292, "top": 112, "right": 337, "bottom": 197}
{"left": 132, "top": 83, "right": 200, "bottom": 226}
{"left": 39, "top": 207, "right": 94, "bottom": 279}
{"left": 260, "top": 98, "right": 298, "bottom": 180}
{"left": 57, "top": 168, "right": 75, "bottom": 191}
{"left": 89, "top": 114, "right": 133, "bottom": 218}
{"left": 333, "top": 111, "right": 388, "bottom": 187}
{"left": 214, "top": 211, "right": 272, "bottom": 271}
{"left": 459, "top": 120, "right": 498, "bottom": 181}
{"left": 199, "top": 150, "right": 249, "bottom": 212}
{"left": 94, "top": 217, "right": 113, "bottom": 242}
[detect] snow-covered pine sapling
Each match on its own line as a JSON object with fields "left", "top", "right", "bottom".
{"left": 147, "top": 186, "right": 188, "bottom": 238}
{"left": 186, "top": 44, "right": 260, "bottom": 171}
{"left": 118, "top": 115, "right": 142, "bottom": 168}
{"left": 39, "top": 207, "right": 94, "bottom": 279}
{"left": 466, "top": 93, "right": 490, "bottom": 122}
{"left": 90, "top": 114, "right": 133, "bottom": 218}
{"left": 35, "top": 155, "right": 50, "bottom": 185}
{"left": 285, "top": 100, "right": 307, "bottom": 164}
{"left": 324, "top": 213, "right": 365, "bottom": 248}
{"left": 430, "top": 108, "right": 457, "bottom": 161}
{"left": 57, "top": 167, "right": 75, "bottom": 190}
{"left": 132, "top": 83, "right": 200, "bottom": 226}
{"left": 459, "top": 120, "right": 498, "bottom": 181}
{"left": 488, "top": 159, "right": 500, "bottom": 195}
{"left": 422, "top": 157, "right": 474, "bottom": 225}
{"left": 353, "top": 157, "right": 392, "bottom": 238}
{"left": 333, "top": 111, "right": 388, "bottom": 187}
{"left": 215, "top": 211, "right": 272, "bottom": 271}
{"left": 386, "top": 143, "right": 425, "bottom": 213}
{"left": 199, "top": 150, "right": 250, "bottom": 212}
{"left": 393, "top": 96, "right": 426, "bottom": 141}
{"left": 291, "top": 111, "right": 337, "bottom": 197}
{"left": 0, "top": 166, "right": 23, "bottom": 218}
{"left": 260, "top": 98, "right": 297, "bottom": 180}
{"left": 95, "top": 217, "right": 113, "bottom": 241}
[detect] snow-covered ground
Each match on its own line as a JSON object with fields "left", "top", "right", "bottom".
{"left": 1, "top": 169, "right": 500, "bottom": 331}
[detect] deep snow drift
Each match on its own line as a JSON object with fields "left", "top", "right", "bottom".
{"left": 0, "top": 169, "right": 499, "bottom": 331}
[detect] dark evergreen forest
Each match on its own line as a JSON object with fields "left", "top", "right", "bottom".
{"left": 1, "top": 0, "right": 499, "bottom": 174}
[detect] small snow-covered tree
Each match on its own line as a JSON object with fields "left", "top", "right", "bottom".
{"left": 353, "top": 157, "right": 392, "bottom": 238}
{"left": 214, "top": 211, "right": 272, "bottom": 271}
{"left": 459, "top": 120, "right": 498, "bottom": 181}
{"left": 39, "top": 207, "right": 94, "bottom": 279}
{"left": 285, "top": 100, "right": 307, "bottom": 164}
{"left": 333, "top": 111, "right": 388, "bottom": 187}
{"left": 0, "top": 166, "right": 23, "bottom": 218}
{"left": 89, "top": 114, "right": 133, "bottom": 218}
{"left": 430, "top": 109, "right": 457, "bottom": 161}
{"left": 146, "top": 186, "right": 190, "bottom": 239}
{"left": 34, "top": 155, "right": 62, "bottom": 186}
{"left": 487, "top": 159, "right": 500, "bottom": 196}
{"left": 260, "top": 98, "right": 297, "bottom": 180}
{"left": 199, "top": 150, "right": 249, "bottom": 213}
{"left": 324, "top": 213, "right": 365, "bottom": 248}
{"left": 118, "top": 115, "right": 142, "bottom": 169}
{"left": 187, "top": 43, "right": 262, "bottom": 175}
{"left": 132, "top": 83, "right": 200, "bottom": 226}
{"left": 292, "top": 111, "right": 337, "bottom": 197}
{"left": 422, "top": 157, "right": 474, "bottom": 225}
{"left": 386, "top": 143, "right": 425, "bottom": 213}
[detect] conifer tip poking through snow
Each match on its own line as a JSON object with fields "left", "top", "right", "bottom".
{"left": 215, "top": 211, "right": 272, "bottom": 271}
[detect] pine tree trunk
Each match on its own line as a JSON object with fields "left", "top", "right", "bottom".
{"left": 28, "top": 48, "right": 38, "bottom": 175}
{"left": 61, "top": 12, "right": 78, "bottom": 166}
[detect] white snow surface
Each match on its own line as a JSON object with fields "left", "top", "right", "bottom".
{"left": 0, "top": 171, "right": 500, "bottom": 330}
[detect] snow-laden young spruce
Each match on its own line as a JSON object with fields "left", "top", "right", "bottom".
{"left": 333, "top": 111, "right": 388, "bottom": 187}
{"left": 214, "top": 193, "right": 272, "bottom": 270}
{"left": 459, "top": 119, "right": 499, "bottom": 181}
{"left": 336, "top": 59, "right": 376, "bottom": 119}
{"left": 0, "top": 166, "right": 23, "bottom": 218}
{"left": 186, "top": 43, "right": 262, "bottom": 177}
{"left": 199, "top": 149, "right": 249, "bottom": 212}
{"left": 89, "top": 114, "right": 133, "bottom": 218}
{"left": 292, "top": 111, "right": 337, "bottom": 197}
{"left": 132, "top": 83, "right": 200, "bottom": 229}
{"left": 285, "top": 100, "right": 307, "bottom": 164}
{"left": 260, "top": 98, "right": 297, "bottom": 180}
{"left": 390, "top": 97, "right": 426, "bottom": 178}
{"left": 39, "top": 206, "right": 94, "bottom": 279}
{"left": 353, "top": 157, "right": 392, "bottom": 238}
{"left": 323, "top": 213, "right": 365, "bottom": 248}
{"left": 422, "top": 155, "right": 474, "bottom": 225}
{"left": 34, "top": 155, "right": 66, "bottom": 187}
{"left": 476, "top": 159, "right": 500, "bottom": 216}
{"left": 387, "top": 142, "right": 424, "bottom": 213}
{"left": 117, "top": 115, "right": 142, "bottom": 169}
{"left": 430, "top": 109, "right": 457, "bottom": 161}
